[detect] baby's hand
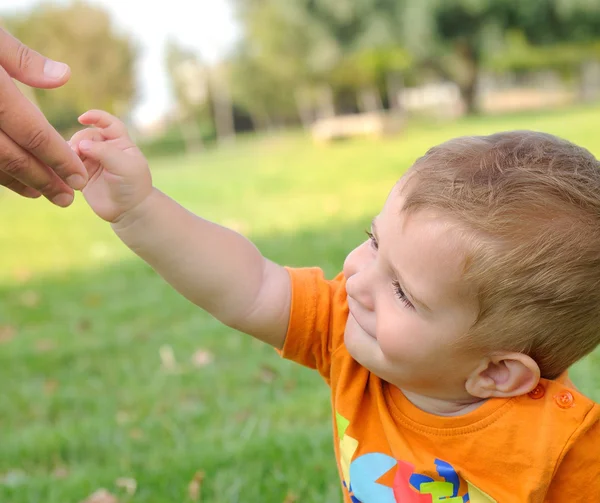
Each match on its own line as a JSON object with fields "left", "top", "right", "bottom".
{"left": 70, "top": 110, "right": 152, "bottom": 223}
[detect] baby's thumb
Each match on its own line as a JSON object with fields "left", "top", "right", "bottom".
{"left": 79, "top": 140, "right": 124, "bottom": 173}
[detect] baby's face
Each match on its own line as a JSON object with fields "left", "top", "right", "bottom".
{"left": 342, "top": 184, "right": 483, "bottom": 402}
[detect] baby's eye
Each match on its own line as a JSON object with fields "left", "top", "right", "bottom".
{"left": 365, "top": 230, "right": 378, "bottom": 250}
{"left": 392, "top": 280, "right": 414, "bottom": 309}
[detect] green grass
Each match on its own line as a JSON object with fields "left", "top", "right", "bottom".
{"left": 1, "top": 105, "right": 599, "bottom": 503}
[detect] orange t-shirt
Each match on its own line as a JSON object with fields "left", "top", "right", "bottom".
{"left": 280, "top": 267, "right": 600, "bottom": 503}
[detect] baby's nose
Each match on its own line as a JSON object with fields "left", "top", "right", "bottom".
{"left": 345, "top": 272, "right": 375, "bottom": 312}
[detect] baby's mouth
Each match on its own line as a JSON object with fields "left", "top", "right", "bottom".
{"left": 348, "top": 300, "right": 376, "bottom": 339}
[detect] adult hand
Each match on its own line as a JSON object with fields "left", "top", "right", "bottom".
{"left": 0, "top": 28, "right": 88, "bottom": 207}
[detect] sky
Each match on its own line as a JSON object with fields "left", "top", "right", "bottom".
{"left": 1, "top": 0, "right": 240, "bottom": 126}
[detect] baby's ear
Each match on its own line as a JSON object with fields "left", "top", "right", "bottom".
{"left": 465, "top": 353, "right": 540, "bottom": 399}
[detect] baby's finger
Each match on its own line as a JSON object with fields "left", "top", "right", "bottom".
{"left": 78, "top": 139, "right": 127, "bottom": 175}
{"left": 69, "top": 129, "right": 104, "bottom": 156}
{"left": 78, "top": 110, "right": 129, "bottom": 141}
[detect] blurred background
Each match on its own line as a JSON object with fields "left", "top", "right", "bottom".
{"left": 1, "top": 1, "right": 600, "bottom": 502}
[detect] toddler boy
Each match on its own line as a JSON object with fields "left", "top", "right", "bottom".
{"left": 70, "top": 111, "right": 599, "bottom": 502}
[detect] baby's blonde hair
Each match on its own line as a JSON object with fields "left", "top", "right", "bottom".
{"left": 403, "top": 131, "right": 600, "bottom": 379}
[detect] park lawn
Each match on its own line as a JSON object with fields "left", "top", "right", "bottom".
{"left": 1, "top": 105, "right": 599, "bottom": 503}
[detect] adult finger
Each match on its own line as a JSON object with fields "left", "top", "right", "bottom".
{"left": 0, "top": 129, "right": 74, "bottom": 207}
{"left": 0, "top": 66, "right": 87, "bottom": 190}
{"left": 0, "top": 171, "right": 41, "bottom": 198}
{"left": 79, "top": 110, "right": 130, "bottom": 141}
{"left": 0, "top": 27, "right": 70, "bottom": 89}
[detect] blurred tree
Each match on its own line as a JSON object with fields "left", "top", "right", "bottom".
{"left": 232, "top": 0, "right": 410, "bottom": 124}
{"left": 329, "top": 47, "right": 412, "bottom": 113}
{"left": 230, "top": 0, "right": 327, "bottom": 127}
{"left": 229, "top": 49, "right": 297, "bottom": 130}
{"left": 488, "top": 31, "right": 600, "bottom": 76}
{"left": 165, "top": 39, "right": 211, "bottom": 152}
{"left": 211, "top": 64, "right": 237, "bottom": 145}
{"left": 232, "top": 0, "right": 600, "bottom": 117}
{"left": 404, "top": 0, "right": 600, "bottom": 113}
{"left": 6, "top": 2, "right": 136, "bottom": 134}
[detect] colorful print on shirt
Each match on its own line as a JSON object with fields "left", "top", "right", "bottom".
{"left": 336, "top": 411, "right": 496, "bottom": 503}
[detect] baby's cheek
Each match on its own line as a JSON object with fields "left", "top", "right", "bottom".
{"left": 377, "top": 316, "right": 429, "bottom": 360}
{"left": 376, "top": 322, "right": 408, "bottom": 355}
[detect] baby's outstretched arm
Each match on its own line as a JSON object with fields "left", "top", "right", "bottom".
{"left": 71, "top": 110, "right": 291, "bottom": 348}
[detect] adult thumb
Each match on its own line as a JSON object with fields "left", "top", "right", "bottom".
{"left": 0, "top": 28, "right": 70, "bottom": 89}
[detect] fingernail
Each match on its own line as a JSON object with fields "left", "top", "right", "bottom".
{"left": 66, "top": 174, "right": 86, "bottom": 190}
{"left": 44, "top": 60, "right": 69, "bottom": 80}
{"left": 52, "top": 192, "right": 74, "bottom": 207}
{"left": 79, "top": 140, "right": 93, "bottom": 151}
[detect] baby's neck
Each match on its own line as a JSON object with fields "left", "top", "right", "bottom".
{"left": 402, "top": 389, "right": 486, "bottom": 417}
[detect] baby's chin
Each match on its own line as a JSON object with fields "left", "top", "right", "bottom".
{"left": 343, "top": 318, "right": 383, "bottom": 373}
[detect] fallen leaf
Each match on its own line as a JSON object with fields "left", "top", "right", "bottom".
{"left": 0, "top": 326, "right": 16, "bottom": 344}
{"left": 44, "top": 380, "right": 59, "bottom": 395}
{"left": 80, "top": 489, "right": 118, "bottom": 503}
{"left": 19, "top": 290, "right": 40, "bottom": 307}
{"left": 191, "top": 349, "right": 214, "bottom": 367}
{"left": 134, "top": 332, "right": 150, "bottom": 341}
{"left": 234, "top": 409, "right": 251, "bottom": 423}
{"left": 83, "top": 294, "right": 103, "bottom": 307}
{"left": 284, "top": 379, "right": 297, "bottom": 392}
{"left": 188, "top": 471, "right": 205, "bottom": 502}
{"left": 52, "top": 466, "right": 69, "bottom": 479}
{"left": 283, "top": 491, "right": 298, "bottom": 503}
{"left": 35, "top": 339, "right": 55, "bottom": 352}
{"left": 115, "top": 477, "right": 137, "bottom": 496}
{"left": 129, "top": 428, "right": 144, "bottom": 440}
{"left": 115, "top": 411, "right": 131, "bottom": 425}
{"left": 257, "top": 364, "right": 278, "bottom": 383}
{"left": 159, "top": 345, "right": 177, "bottom": 371}
{"left": 76, "top": 319, "right": 92, "bottom": 333}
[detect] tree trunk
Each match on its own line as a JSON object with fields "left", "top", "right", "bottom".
{"left": 460, "top": 79, "right": 478, "bottom": 115}
{"left": 579, "top": 60, "right": 600, "bottom": 103}
{"left": 317, "top": 85, "right": 336, "bottom": 119}
{"left": 179, "top": 117, "right": 204, "bottom": 154}
{"left": 456, "top": 41, "right": 480, "bottom": 115}
{"left": 209, "top": 68, "right": 235, "bottom": 146}
{"left": 357, "top": 86, "right": 383, "bottom": 114}
{"left": 294, "top": 87, "right": 315, "bottom": 129}
{"left": 386, "top": 72, "right": 404, "bottom": 115}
